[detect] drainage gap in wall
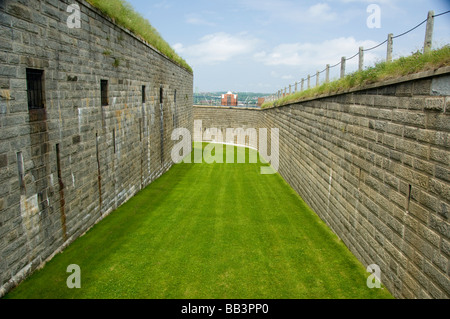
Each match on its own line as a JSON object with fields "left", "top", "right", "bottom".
{"left": 139, "top": 118, "right": 142, "bottom": 142}
{"left": 358, "top": 168, "right": 362, "bottom": 190}
{"left": 113, "top": 128, "right": 116, "bottom": 154}
{"left": 160, "top": 86, "right": 164, "bottom": 164}
{"left": 142, "top": 85, "right": 146, "bottom": 104}
{"left": 56, "top": 144, "right": 67, "bottom": 241}
{"left": 406, "top": 184, "right": 412, "bottom": 213}
{"left": 96, "top": 133, "right": 102, "bottom": 212}
{"left": 17, "top": 152, "right": 25, "bottom": 194}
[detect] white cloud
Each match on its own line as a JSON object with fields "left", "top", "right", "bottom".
{"left": 254, "top": 37, "right": 383, "bottom": 68}
{"left": 336, "top": 0, "right": 397, "bottom": 3}
{"left": 241, "top": 0, "right": 338, "bottom": 24}
{"left": 269, "top": 70, "right": 294, "bottom": 80}
{"left": 173, "top": 32, "right": 260, "bottom": 65}
{"left": 154, "top": 1, "right": 171, "bottom": 9}
{"left": 308, "top": 3, "right": 337, "bottom": 21}
{"left": 185, "top": 13, "right": 216, "bottom": 27}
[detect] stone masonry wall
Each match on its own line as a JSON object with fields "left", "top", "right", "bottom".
{"left": 0, "top": 0, "right": 193, "bottom": 296}
{"left": 194, "top": 69, "right": 450, "bottom": 299}
{"left": 193, "top": 106, "right": 260, "bottom": 149}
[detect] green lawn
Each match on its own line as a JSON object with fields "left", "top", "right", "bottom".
{"left": 4, "top": 143, "right": 392, "bottom": 299}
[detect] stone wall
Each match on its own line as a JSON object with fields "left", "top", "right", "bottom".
{"left": 193, "top": 106, "right": 260, "bottom": 149}
{"left": 0, "top": 0, "right": 193, "bottom": 296}
{"left": 193, "top": 68, "right": 450, "bottom": 299}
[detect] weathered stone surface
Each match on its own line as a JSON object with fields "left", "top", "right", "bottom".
{"left": 0, "top": 0, "right": 192, "bottom": 297}
{"left": 2, "top": 0, "right": 449, "bottom": 300}
{"left": 0, "top": 153, "right": 7, "bottom": 168}
{"left": 194, "top": 68, "right": 450, "bottom": 300}
{"left": 431, "top": 75, "right": 450, "bottom": 96}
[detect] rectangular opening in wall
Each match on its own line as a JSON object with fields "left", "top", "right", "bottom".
{"left": 142, "top": 85, "right": 146, "bottom": 104}
{"left": 17, "top": 152, "right": 25, "bottom": 192}
{"left": 174, "top": 89, "right": 177, "bottom": 103}
{"left": 56, "top": 144, "right": 62, "bottom": 179}
{"left": 26, "top": 69, "right": 45, "bottom": 110}
{"left": 95, "top": 133, "right": 99, "bottom": 161}
{"left": 160, "top": 86, "right": 163, "bottom": 104}
{"left": 358, "top": 168, "right": 362, "bottom": 190}
{"left": 95, "top": 132, "right": 102, "bottom": 209}
{"left": 406, "top": 184, "right": 412, "bottom": 213}
{"left": 101, "top": 80, "right": 109, "bottom": 106}
{"left": 113, "top": 129, "right": 116, "bottom": 154}
{"left": 139, "top": 118, "right": 142, "bottom": 142}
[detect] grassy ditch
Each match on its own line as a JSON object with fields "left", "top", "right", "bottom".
{"left": 4, "top": 144, "right": 392, "bottom": 299}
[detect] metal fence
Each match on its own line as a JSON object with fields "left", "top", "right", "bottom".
{"left": 266, "top": 10, "right": 450, "bottom": 103}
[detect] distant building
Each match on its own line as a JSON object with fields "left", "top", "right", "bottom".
{"left": 257, "top": 98, "right": 265, "bottom": 107}
{"left": 221, "top": 91, "right": 238, "bottom": 106}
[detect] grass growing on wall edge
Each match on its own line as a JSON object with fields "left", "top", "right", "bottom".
{"left": 86, "top": 0, "right": 193, "bottom": 74}
{"left": 263, "top": 46, "right": 450, "bottom": 109}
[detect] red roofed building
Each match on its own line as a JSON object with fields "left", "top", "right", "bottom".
{"left": 221, "top": 91, "right": 238, "bottom": 106}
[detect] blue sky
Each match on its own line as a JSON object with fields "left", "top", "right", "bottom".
{"left": 126, "top": 0, "right": 450, "bottom": 93}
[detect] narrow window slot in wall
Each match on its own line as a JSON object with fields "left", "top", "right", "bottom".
{"left": 101, "top": 80, "right": 108, "bottom": 106}
{"left": 174, "top": 89, "right": 178, "bottom": 128}
{"left": 95, "top": 132, "right": 102, "bottom": 209}
{"left": 113, "top": 128, "right": 116, "bottom": 154}
{"left": 358, "top": 168, "right": 362, "bottom": 190}
{"left": 56, "top": 144, "right": 62, "bottom": 183}
{"left": 160, "top": 85, "right": 164, "bottom": 164}
{"left": 95, "top": 133, "right": 99, "bottom": 162}
{"left": 142, "top": 85, "right": 146, "bottom": 104}
{"left": 56, "top": 143, "right": 67, "bottom": 241}
{"left": 406, "top": 184, "right": 412, "bottom": 213}
{"left": 139, "top": 119, "right": 142, "bottom": 142}
{"left": 17, "top": 152, "right": 25, "bottom": 192}
{"left": 26, "top": 69, "right": 45, "bottom": 110}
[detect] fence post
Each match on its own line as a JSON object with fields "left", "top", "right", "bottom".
{"left": 295, "top": 82, "right": 298, "bottom": 93}
{"left": 387, "top": 33, "right": 393, "bottom": 62}
{"left": 359, "top": 47, "right": 364, "bottom": 71}
{"left": 424, "top": 10, "right": 434, "bottom": 54}
{"left": 316, "top": 71, "right": 319, "bottom": 87}
{"left": 340, "top": 57, "right": 346, "bottom": 79}
{"left": 301, "top": 78, "right": 304, "bottom": 92}
{"left": 289, "top": 84, "right": 292, "bottom": 95}
{"left": 307, "top": 75, "right": 311, "bottom": 89}
{"left": 326, "top": 64, "right": 330, "bottom": 83}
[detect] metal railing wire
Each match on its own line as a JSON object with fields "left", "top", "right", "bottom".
{"left": 269, "top": 10, "right": 449, "bottom": 102}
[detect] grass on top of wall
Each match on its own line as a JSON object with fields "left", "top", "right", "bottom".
{"left": 262, "top": 45, "right": 450, "bottom": 109}
{"left": 4, "top": 144, "right": 393, "bottom": 299}
{"left": 86, "top": 0, "right": 192, "bottom": 73}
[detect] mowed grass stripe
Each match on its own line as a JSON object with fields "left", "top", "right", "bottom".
{"left": 4, "top": 144, "right": 392, "bottom": 299}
